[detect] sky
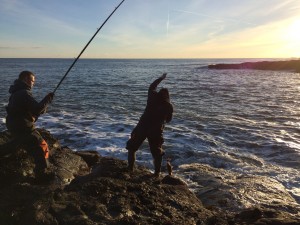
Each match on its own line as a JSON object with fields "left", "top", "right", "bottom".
{"left": 0, "top": 0, "right": 300, "bottom": 59}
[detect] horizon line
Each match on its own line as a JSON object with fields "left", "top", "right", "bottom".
{"left": 0, "top": 57, "right": 297, "bottom": 60}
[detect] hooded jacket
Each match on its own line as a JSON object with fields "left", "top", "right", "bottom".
{"left": 6, "top": 79, "right": 52, "bottom": 134}
{"left": 136, "top": 77, "right": 173, "bottom": 133}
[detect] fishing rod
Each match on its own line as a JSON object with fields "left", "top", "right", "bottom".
{"left": 53, "top": 0, "right": 126, "bottom": 94}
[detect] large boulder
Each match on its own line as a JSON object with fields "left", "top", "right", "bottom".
{"left": 0, "top": 129, "right": 299, "bottom": 225}
{"left": 0, "top": 129, "right": 90, "bottom": 186}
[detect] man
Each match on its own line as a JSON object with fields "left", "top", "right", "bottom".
{"left": 126, "top": 73, "right": 173, "bottom": 177}
{"left": 5, "top": 71, "right": 54, "bottom": 180}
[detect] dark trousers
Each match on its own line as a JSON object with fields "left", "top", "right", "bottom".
{"left": 4, "top": 130, "right": 49, "bottom": 174}
{"left": 126, "top": 126, "right": 165, "bottom": 174}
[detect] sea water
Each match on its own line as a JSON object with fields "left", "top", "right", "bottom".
{"left": 0, "top": 58, "right": 299, "bottom": 202}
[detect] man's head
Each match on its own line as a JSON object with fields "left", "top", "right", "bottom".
{"left": 19, "top": 71, "right": 35, "bottom": 88}
{"left": 158, "top": 88, "right": 170, "bottom": 102}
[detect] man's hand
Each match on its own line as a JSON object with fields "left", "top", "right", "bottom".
{"left": 46, "top": 92, "right": 54, "bottom": 103}
{"left": 160, "top": 73, "right": 167, "bottom": 80}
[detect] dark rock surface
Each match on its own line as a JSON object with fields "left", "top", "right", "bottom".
{"left": 0, "top": 129, "right": 299, "bottom": 225}
{"left": 208, "top": 59, "right": 300, "bottom": 72}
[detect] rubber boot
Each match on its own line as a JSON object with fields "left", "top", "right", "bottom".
{"left": 153, "top": 155, "right": 162, "bottom": 177}
{"left": 127, "top": 151, "right": 136, "bottom": 172}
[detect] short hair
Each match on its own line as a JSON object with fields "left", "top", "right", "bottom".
{"left": 19, "top": 71, "right": 34, "bottom": 81}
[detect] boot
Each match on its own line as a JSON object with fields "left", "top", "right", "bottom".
{"left": 127, "top": 151, "right": 136, "bottom": 172}
{"left": 153, "top": 155, "right": 162, "bottom": 177}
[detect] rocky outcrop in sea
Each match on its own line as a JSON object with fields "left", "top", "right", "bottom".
{"left": 208, "top": 59, "right": 300, "bottom": 73}
{"left": 0, "top": 129, "right": 299, "bottom": 225}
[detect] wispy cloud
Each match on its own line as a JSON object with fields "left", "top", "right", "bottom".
{"left": 171, "top": 9, "right": 256, "bottom": 26}
{"left": 0, "top": 46, "right": 42, "bottom": 49}
{"left": 1, "top": 0, "right": 300, "bottom": 58}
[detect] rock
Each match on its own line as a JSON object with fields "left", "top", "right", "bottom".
{"left": 0, "top": 129, "right": 299, "bottom": 225}
{"left": 0, "top": 129, "right": 219, "bottom": 225}
{"left": 75, "top": 150, "right": 101, "bottom": 167}
{"left": 60, "top": 157, "right": 217, "bottom": 225}
{"left": 208, "top": 59, "right": 300, "bottom": 72}
{"left": 179, "top": 163, "right": 300, "bottom": 224}
{"left": 0, "top": 129, "right": 90, "bottom": 186}
{"left": 161, "top": 175, "right": 187, "bottom": 186}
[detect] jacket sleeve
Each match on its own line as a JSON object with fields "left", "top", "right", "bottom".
{"left": 26, "top": 92, "right": 52, "bottom": 117}
{"left": 148, "top": 77, "right": 164, "bottom": 93}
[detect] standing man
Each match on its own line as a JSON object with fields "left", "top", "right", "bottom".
{"left": 5, "top": 71, "right": 54, "bottom": 180}
{"left": 126, "top": 73, "right": 173, "bottom": 177}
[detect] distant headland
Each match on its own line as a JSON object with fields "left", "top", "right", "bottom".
{"left": 208, "top": 59, "right": 300, "bottom": 73}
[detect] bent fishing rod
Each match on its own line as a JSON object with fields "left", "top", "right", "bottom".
{"left": 53, "top": 0, "right": 126, "bottom": 94}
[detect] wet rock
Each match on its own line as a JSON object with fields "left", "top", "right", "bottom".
{"left": 75, "top": 150, "right": 101, "bottom": 167}
{"left": 179, "top": 163, "right": 300, "bottom": 224}
{"left": 161, "top": 175, "right": 187, "bottom": 186}
{"left": 0, "top": 129, "right": 299, "bottom": 225}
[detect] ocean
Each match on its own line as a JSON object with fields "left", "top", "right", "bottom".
{"left": 0, "top": 58, "right": 299, "bottom": 203}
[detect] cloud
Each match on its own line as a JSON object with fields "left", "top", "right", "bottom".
{"left": 0, "top": 46, "right": 42, "bottom": 49}
{"left": 1, "top": 0, "right": 300, "bottom": 58}
{"left": 172, "top": 9, "right": 255, "bottom": 26}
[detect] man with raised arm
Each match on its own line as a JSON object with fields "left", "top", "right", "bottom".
{"left": 126, "top": 73, "right": 173, "bottom": 177}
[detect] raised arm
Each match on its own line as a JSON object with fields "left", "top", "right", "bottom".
{"left": 149, "top": 73, "right": 167, "bottom": 92}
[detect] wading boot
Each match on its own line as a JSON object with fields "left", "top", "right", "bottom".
{"left": 127, "top": 151, "right": 136, "bottom": 172}
{"left": 153, "top": 156, "right": 162, "bottom": 177}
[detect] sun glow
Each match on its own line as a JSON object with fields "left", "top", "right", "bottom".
{"left": 276, "top": 18, "right": 300, "bottom": 57}
{"left": 284, "top": 19, "right": 300, "bottom": 42}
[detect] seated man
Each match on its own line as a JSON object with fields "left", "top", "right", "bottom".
{"left": 5, "top": 71, "right": 54, "bottom": 180}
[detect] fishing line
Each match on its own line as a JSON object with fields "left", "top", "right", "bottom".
{"left": 53, "top": 0, "right": 126, "bottom": 94}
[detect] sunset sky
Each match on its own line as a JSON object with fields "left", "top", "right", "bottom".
{"left": 0, "top": 0, "right": 299, "bottom": 58}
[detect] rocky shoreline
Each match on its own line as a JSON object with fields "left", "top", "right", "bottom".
{"left": 0, "top": 129, "right": 299, "bottom": 225}
{"left": 208, "top": 59, "right": 300, "bottom": 73}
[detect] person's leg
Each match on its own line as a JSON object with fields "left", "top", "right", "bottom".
{"left": 153, "top": 153, "right": 162, "bottom": 177}
{"left": 127, "top": 150, "right": 136, "bottom": 172}
{"left": 126, "top": 130, "right": 145, "bottom": 171}
{"left": 148, "top": 134, "right": 165, "bottom": 177}
{"left": 20, "top": 130, "right": 49, "bottom": 174}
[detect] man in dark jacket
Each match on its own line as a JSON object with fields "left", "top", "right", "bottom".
{"left": 126, "top": 73, "right": 173, "bottom": 177}
{"left": 5, "top": 71, "right": 54, "bottom": 180}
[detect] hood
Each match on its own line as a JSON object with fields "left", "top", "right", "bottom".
{"left": 158, "top": 88, "right": 170, "bottom": 103}
{"left": 9, "top": 79, "right": 31, "bottom": 94}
